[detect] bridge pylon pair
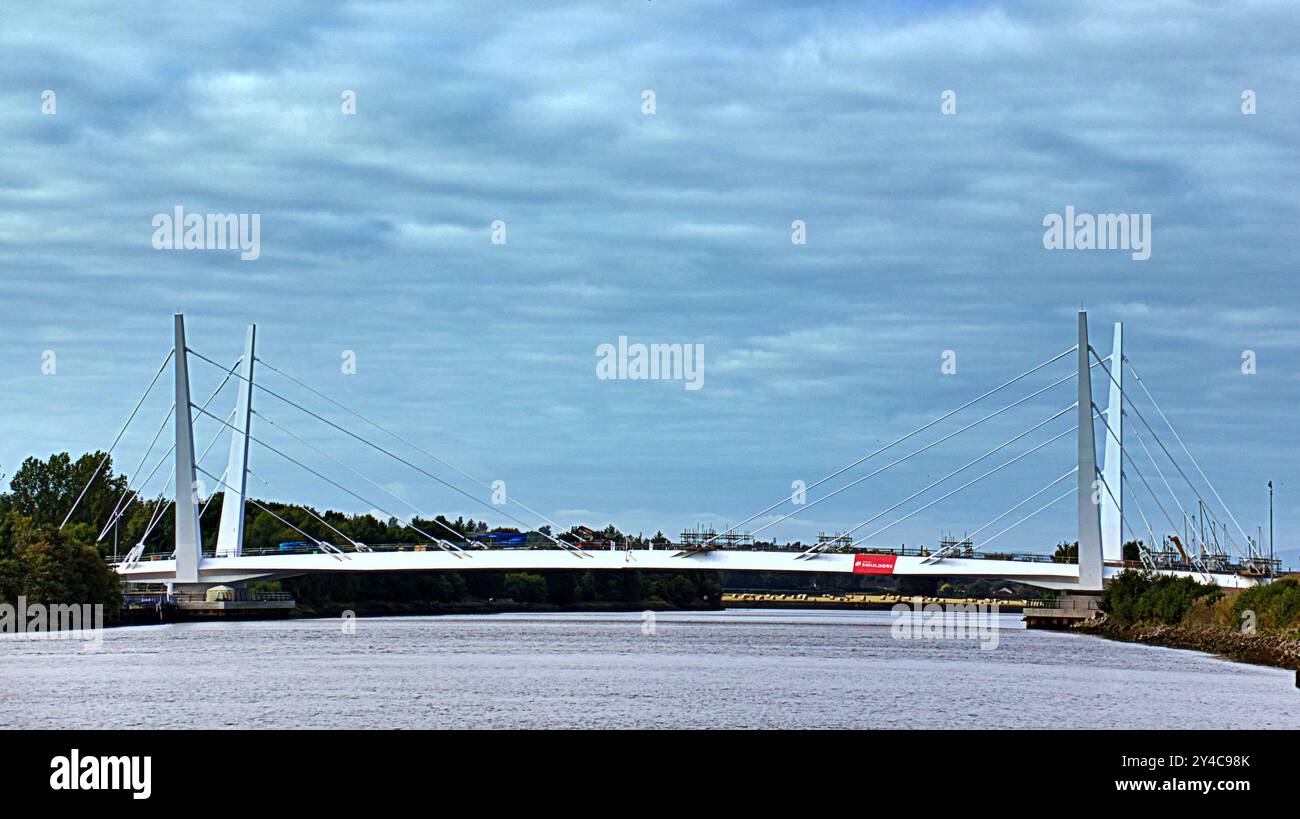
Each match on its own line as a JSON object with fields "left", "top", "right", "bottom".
{"left": 164, "top": 312, "right": 1123, "bottom": 591}
{"left": 172, "top": 315, "right": 256, "bottom": 586}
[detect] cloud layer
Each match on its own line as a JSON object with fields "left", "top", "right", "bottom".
{"left": 2, "top": 1, "right": 1297, "bottom": 552}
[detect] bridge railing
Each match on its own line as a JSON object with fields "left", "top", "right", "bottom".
{"left": 168, "top": 591, "right": 295, "bottom": 603}
{"left": 119, "top": 541, "right": 1079, "bottom": 564}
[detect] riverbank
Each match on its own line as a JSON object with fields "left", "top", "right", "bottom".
{"left": 1074, "top": 616, "right": 1300, "bottom": 670}
{"left": 1076, "top": 571, "right": 1300, "bottom": 671}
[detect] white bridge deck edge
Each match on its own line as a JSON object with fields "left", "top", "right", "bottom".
{"left": 115, "top": 549, "right": 1257, "bottom": 590}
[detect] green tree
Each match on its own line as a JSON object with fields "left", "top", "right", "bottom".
{"left": 574, "top": 571, "right": 599, "bottom": 602}
{"left": 1100, "top": 570, "right": 1218, "bottom": 625}
{"left": 503, "top": 572, "right": 548, "bottom": 604}
{"left": 1231, "top": 577, "right": 1300, "bottom": 633}
{"left": 1122, "top": 540, "right": 1141, "bottom": 562}
{"left": 546, "top": 571, "right": 577, "bottom": 605}
{"left": 667, "top": 574, "right": 697, "bottom": 607}
{"left": 8, "top": 452, "right": 126, "bottom": 530}
{"left": 0, "top": 519, "right": 121, "bottom": 616}
{"left": 600, "top": 524, "right": 624, "bottom": 545}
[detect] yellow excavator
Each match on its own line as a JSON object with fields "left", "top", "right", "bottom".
{"left": 1167, "top": 534, "right": 1190, "bottom": 564}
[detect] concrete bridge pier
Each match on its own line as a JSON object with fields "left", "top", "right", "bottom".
{"left": 163, "top": 580, "right": 296, "bottom": 619}
{"left": 1023, "top": 593, "right": 1102, "bottom": 629}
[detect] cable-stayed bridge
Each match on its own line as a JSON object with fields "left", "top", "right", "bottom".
{"left": 71, "top": 312, "right": 1275, "bottom": 593}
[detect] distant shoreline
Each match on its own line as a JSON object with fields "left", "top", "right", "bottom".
{"left": 291, "top": 599, "right": 723, "bottom": 619}
{"left": 721, "top": 592, "right": 1030, "bottom": 613}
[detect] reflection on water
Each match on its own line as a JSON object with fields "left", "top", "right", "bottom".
{"left": 0, "top": 609, "right": 1294, "bottom": 729}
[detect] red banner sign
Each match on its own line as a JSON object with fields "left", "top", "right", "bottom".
{"left": 851, "top": 554, "right": 897, "bottom": 575}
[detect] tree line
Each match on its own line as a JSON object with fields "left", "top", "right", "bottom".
{"left": 0, "top": 451, "right": 719, "bottom": 618}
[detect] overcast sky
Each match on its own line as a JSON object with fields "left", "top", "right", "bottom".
{"left": 2, "top": 1, "right": 1297, "bottom": 555}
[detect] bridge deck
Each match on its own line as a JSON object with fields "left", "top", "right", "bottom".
{"left": 114, "top": 548, "right": 1258, "bottom": 590}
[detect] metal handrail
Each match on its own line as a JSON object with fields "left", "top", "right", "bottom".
{"left": 125, "top": 541, "right": 1080, "bottom": 564}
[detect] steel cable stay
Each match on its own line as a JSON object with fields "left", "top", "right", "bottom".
{"left": 1094, "top": 351, "right": 1243, "bottom": 564}
{"left": 189, "top": 402, "right": 474, "bottom": 558}
{"left": 1128, "top": 415, "right": 1243, "bottom": 562}
{"left": 1093, "top": 354, "right": 1217, "bottom": 539}
{"left": 1126, "top": 355, "right": 1258, "bottom": 558}
{"left": 1090, "top": 403, "right": 1157, "bottom": 549}
{"left": 697, "top": 346, "right": 1080, "bottom": 546}
{"left": 941, "top": 400, "right": 1102, "bottom": 561}
{"left": 193, "top": 348, "right": 549, "bottom": 548}
{"left": 241, "top": 466, "right": 368, "bottom": 552}
{"left": 108, "top": 407, "right": 234, "bottom": 545}
{"left": 838, "top": 404, "right": 1104, "bottom": 555}
{"left": 759, "top": 379, "right": 1084, "bottom": 539}
{"left": 753, "top": 359, "right": 1105, "bottom": 542}
{"left": 1103, "top": 465, "right": 1212, "bottom": 582}
{"left": 1092, "top": 348, "right": 1246, "bottom": 558}
{"left": 99, "top": 402, "right": 175, "bottom": 540}
{"left": 100, "top": 359, "right": 242, "bottom": 541}
{"left": 252, "top": 408, "right": 467, "bottom": 553}
{"left": 1094, "top": 466, "right": 1123, "bottom": 521}
{"left": 185, "top": 347, "right": 589, "bottom": 557}
{"left": 848, "top": 420, "right": 1082, "bottom": 549}
{"left": 976, "top": 488, "right": 1074, "bottom": 551}
{"left": 942, "top": 466, "right": 1077, "bottom": 561}
{"left": 1121, "top": 515, "right": 1144, "bottom": 547}
{"left": 1119, "top": 441, "right": 1211, "bottom": 576}
{"left": 194, "top": 466, "right": 346, "bottom": 560}
{"left": 979, "top": 381, "right": 1117, "bottom": 556}
{"left": 1123, "top": 479, "right": 1158, "bottom": 559}
{"left": 60, "top": 347, "right": 176, "bottom": 529}
{"left": 111, "top": 444, "right": 175, "bottom": 543}
{"left": 199, "top": 468, "right": 226, "bottom": 521}
{"left": 852, "top": 405, "right": 1096, "bottom": 557}
{"left": 136, "top": 407, "right": 238, "bottom": 552}
{"left": 1095, "top": 465, "right": 1221, "bottom": 582}
{"left": 1129, "top": 423, "right": 1203, "bottom": 550}
{"left": 252, "top": 355, "right": 579, "bottom": 550}
{"left": 799, "top": 402, "right": 1083, "bottom": 557}
{"left": 137, "top": 473, "right": 175, "bottom": 544}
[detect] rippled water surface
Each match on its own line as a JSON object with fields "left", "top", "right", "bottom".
{"left": 1, "top": 609, "right": 1295, "bottom": 728}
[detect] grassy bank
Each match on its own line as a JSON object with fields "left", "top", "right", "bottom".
{"left": 1079, "top": 571, "right": 1300, "bottom": 669}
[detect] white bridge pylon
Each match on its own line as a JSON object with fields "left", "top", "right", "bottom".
{"left": 109, "top": 312, "right": 1256, "bottom": 592}
{"left": 1100, "top": 321, "right": 1124, "bottom": 563}
{"left": 214, "top": 324, "right": 255, "bottom": 559}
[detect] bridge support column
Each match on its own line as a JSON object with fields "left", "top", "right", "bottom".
{"left": 1100, "top": 322, "right": 1123, "bottom": 562}
{"left": 215, "top": 324, "right": 256, "bottom": 558}
{"left": 1076, "top": 311, "right": 1104, "bottom": 590}
{"left": 173, "top": 314, "right": 203, "bottom": 584}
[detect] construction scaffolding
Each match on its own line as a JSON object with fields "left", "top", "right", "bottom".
{"left": 937, "top": 533, "right": 974, "bottom": 557}
{"left": 816, "top": 532, "right": 853, "bottom": 551}
{"left": 680, "top": 526, "right": 752, "bottom": 549}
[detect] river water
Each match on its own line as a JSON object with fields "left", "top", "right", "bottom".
{"left": 0, "top": 609, "right": 1294, "bottom": 729}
